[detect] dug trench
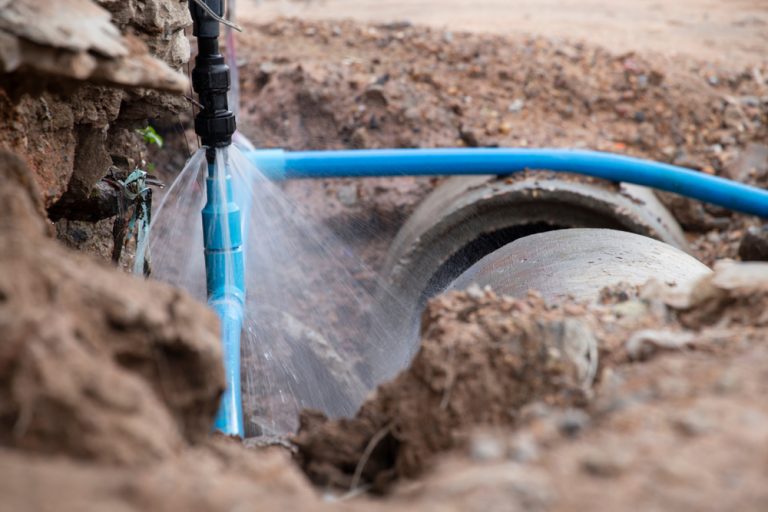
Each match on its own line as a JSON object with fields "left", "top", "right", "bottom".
{"left": 3, "top": 149, "right": 768, "bottom": 509}
{"left": 2, "top": 14, "right": 768, "bottom": 512}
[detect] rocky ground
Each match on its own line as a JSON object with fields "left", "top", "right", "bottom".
{"left": 2, "top": 4, "right": 768, "bottom": 512}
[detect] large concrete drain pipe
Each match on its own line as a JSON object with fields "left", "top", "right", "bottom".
{"left": 371, "top": 175, "right": 706, "bottom": 382}
{"left": 450, "top": 228, "right": 711, "bottom": 303}
{"left": 383, "top": 173, "right": 688, "bottom": 311}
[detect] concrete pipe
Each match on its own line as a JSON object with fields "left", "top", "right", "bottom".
{"left": 371, "top": 175, "right": 692, "bottom": 382}
{"left": 383, "top": 174, "right": 688, "bottom": 310}
{"left": 450, "top": 228, "right": 711, "bottom": 303}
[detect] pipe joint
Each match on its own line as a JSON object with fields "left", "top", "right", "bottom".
{"left": 189, "top": 0, "right": 236, "bottom": 152}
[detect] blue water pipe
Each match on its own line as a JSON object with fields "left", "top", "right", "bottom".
{"left": 246, "top": 148, "right": 768, "bottom": 218}
{"left": 202, "top": 162, "right": 246, "bottom": 435}
{"left": 189, "top": 0, "right": 245, "bottom": 436}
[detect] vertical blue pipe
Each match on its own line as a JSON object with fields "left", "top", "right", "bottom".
{"left": 202, "top": 161, "right": 245, "bottom": 436}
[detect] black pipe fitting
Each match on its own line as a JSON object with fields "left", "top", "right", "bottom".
{"left": 189, "top": 0, "right": 236, "bottom": 162}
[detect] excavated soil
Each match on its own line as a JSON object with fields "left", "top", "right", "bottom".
{"left": 222, "top": 17, "right": 768, "bottom": 272}
{"left": 4, "top": 170, "right": 768, "bottom": 511}
{"left": 0, "top": 151, "right": 223, "bottom": 465}
{"left": 3, "top": 10, "right": 768, "bottom": 512}
{"left": 2, "top": 145, "right": 768, "bottom": 509}
{"left": 292, "top": 263, "right": 768, "bottom": 494}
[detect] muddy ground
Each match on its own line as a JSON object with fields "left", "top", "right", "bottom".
{"left": 2, "top": 5, "right": 768, "bottom": 512}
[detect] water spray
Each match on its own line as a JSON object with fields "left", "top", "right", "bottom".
{"left": 190, "top": 0, "right": 245, "bottom": 436}
{"left": 164, "top": 2, "right": 768, "bottom": 439}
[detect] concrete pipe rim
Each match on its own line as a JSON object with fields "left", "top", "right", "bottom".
{"left": 383, "top": 172, "right": 688, "bottom": 308}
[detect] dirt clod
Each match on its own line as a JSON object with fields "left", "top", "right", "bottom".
{"left": 0, "top": 151, "right": 223, "bottom": 464}
{"left": 295, "top": 290, "right": 597, "bottom": 490}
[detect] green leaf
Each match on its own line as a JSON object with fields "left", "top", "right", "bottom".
{"left": 136, "top": 125, "right": 164, "bottom": 148}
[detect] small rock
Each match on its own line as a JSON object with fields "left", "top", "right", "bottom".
{"left": 557, "top": 408, "right": 591, "bottom": 438}
{"left": 509, "top": 434, "right": 539, "bottom": 463}
{"left": 360, "top": 87, "right": 388, "bottom": 108}
{"left": 469, "top": 432, "right": 505, "bottom": 461}
{"left": 673, "top": 151, "right": 707, "bottom": 170}
{"left": 377, "top": 21, "right": 412, "bottom": 31}
{"left": 508, "top": 99, "right": 525, "bottom": 113}
{"left": 580, "top": 449, "right": 631, "bottom": 478}
{"left": 459, "top": 126, "right": 481, "bottom": 147}
{"left": 671, "top": 410, "right": 713, "bottom": 437}
{"left": 612, "top": 300, "right": 647, "bottom": 319}
{"left": 625, "top": 329, "right": 697, "bottom": 360}
{"left": 336, "top": 184, "right": 358, "bottom": 207}
{"left": 465, "top": 284, "right": 486, "bottom": 300}
{"left": 738, "top": 225, "right": 768, "bottom": 261}
{"left": 726, "top": 142, "right": 768, "bottom": 183}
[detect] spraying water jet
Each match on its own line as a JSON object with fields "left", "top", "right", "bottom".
{"left": 166, "top": 4, "right": 768, "bottom": 439}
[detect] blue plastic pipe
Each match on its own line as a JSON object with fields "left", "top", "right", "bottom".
{"left": 246, "top": 148, "right": 768, "bottom": 218}
{"left": 202, "top": 162, "right": 246, "bottom": 436}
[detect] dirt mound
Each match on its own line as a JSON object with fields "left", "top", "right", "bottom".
{"left": 294, "top": 260, "right": 768, "bottom": 493}
{"left": 0, "top": 150, "right": 223, "bottom": 465}
{"left": 239, "top": 18, "right": 766, "bottom": 172}
{"left": 295, "top": 288, "right": 599, "bottom": 490}
{"left": 394, "top": 268, "right": 768, "bottom": 512}
{"left": 0, "top": 439, "right": 326, "bottom": 512}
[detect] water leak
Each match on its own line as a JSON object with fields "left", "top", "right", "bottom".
{"left": 148, "top": 145, "right": 411, "bottom": 435}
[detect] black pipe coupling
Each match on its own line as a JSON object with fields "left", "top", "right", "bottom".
{"left": 189, "top": 0, "right": 236, "bottom": 158}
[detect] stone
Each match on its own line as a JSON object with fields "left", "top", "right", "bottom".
{"left": 580, "top": 448, "right": 632, "bottom": 478}
{"left": 0, "top": 0, "right": 188, "bottom": 92}
{"left": 469, "top": 432, "right": 505, "bottom": 462}
{"left": 337, "top": 184, "right": 359, "bottom": 207}
{"left": 557, "top": 408, "right": 591, "bottom": 438}
{"left": 508, "top": 99, "right": 525, "bottom": 113}
{"left": 738, "top": 225, "right": 768, "bottom": 261}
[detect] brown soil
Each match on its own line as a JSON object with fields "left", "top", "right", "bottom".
{"left": 238, "top": 18, "right": 767, "bottom": 168}
{"left": 2, "top": 7, "right": 768, "bottom": 512}
{"left": 249, "top": 0, "right": 768, "bottom": 68}
{"left": 295, "top": 288, "right": 597, "bottom": 491}
{"left": 231, "top": 18, "right": 767, "bottom": 270}
{"left": 0, "top": 150, "right": 223, "bottom": 465}
{"left": 2, "top": 144, "right": 767, "bottom": 510}
{"left": 0, "top": 0, "right": 190, "bottom": 263}
{"left": 292, "top": 262, "right": 768, "bottom": 494}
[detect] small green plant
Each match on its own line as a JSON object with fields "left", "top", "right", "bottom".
{"left": 136, "top": 125, "right": 164, "bottom": 148}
